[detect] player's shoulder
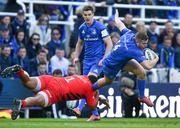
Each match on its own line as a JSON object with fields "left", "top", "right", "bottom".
{"left": 94, "top": 20, "right": 106, "bottom": 29}
{"left": 79, "top": 22, "right": 86, "bottom": 30}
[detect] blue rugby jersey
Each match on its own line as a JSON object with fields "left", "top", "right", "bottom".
{"left": 79, "top": 20, "right": 109, "bottom": 61}
{"left": 103, "top": 28, "right": 146, "bottom": 75}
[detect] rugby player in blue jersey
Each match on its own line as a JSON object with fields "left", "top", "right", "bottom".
{"left": 92, "top": 10, "right": 159, "bottom": 107}
{"left": 72, "top": 5, "right": 113, "bottom": 121}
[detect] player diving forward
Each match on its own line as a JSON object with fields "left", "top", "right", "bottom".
{"left": 0, "top": 65, "right": 109, "bottom": 120}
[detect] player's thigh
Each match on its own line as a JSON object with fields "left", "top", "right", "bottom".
{"left": 123, "top": 59, "right": 145, "bottom": 75}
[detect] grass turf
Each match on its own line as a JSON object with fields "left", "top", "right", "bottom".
{"left": 0, "top": 118, "right": 180, "bottom": 128}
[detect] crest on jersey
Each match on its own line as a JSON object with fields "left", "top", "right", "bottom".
{"left": 93, "top": 69, "right": 98, "bottom": 74}
{"left": 82, "top": 30, "right": 85, "bottom": 34}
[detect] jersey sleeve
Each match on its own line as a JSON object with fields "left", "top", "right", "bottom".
{"left": 99, "top": 23, "right": 109, "bottom": 39}
{"left": 133, "top": 50, "right": 146, "bottom": 63}
{"left": 78, "top": 25, "right": 83, "bottom": 40}
{"left": 120, "top": 28, "right": 131, "bottom": 36}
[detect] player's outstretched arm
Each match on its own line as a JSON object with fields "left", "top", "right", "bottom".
{"left": 114, "top": 9, "right": 126, "bottom": 31}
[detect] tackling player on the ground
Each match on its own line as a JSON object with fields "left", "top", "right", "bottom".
{"left": 92, "top": 10, "right": 159, "bottom": 107}
{"left": 0, "top": 64, "right": 109, "bottom": 120}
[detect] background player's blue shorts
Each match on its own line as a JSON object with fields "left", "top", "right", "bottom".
{"left": 83, "top": 61, "right": 102, "bottom": 76}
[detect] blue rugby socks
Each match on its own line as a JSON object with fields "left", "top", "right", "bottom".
{"left": 92, "top": 82, "right": 100, "bottom": 91}
{"left": 78, "top": 99, "right": 86, "bottom": 111}
{"left": 92, "top": 108, "right": 99, "bottom": 116}
{"left": 137, "top": 79, "right": 146, "bottom": 99}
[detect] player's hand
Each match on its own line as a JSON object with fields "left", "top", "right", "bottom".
{"left": 73, "top": 57, "right": 79, "bottom": 65}
{"left": 114, "top": 9, "right": 121, "bottom": 28}
{"left": 151, "top": 50, "right": 159, "bottom": 60}
{"left": 98, "top": 59, "right": 103, "bottom": 66}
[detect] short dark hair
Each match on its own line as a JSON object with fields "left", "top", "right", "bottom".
{"left": 82, "top": 5, "right": 95, "bottom": 13}
{"left": 149, "top": 21, "right": 158, "bottom": 25}
{"left": 38, "top": 61, "right": 46, "bottom": 66}
{"left": 52, "top": 69, "right": 62, "bottom": 76}
{"left": 135, "top": 32, "right": 149, "bottom": 41}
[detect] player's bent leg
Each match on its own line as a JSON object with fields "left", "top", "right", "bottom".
{"left": 123, "top": 59, "right": 154, "bottom": 107}
{"left": 92, "top": 76, "right": 113, "bottom": 91}
{"left": 11, "top": 94, "right": 45, "bottom": 120}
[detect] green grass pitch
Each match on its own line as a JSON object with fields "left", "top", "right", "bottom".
{"left": 0, "top": 118, "right": 180, "bottom": 128}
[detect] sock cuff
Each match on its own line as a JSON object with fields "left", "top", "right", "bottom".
{"left": 17, "top": 69, "right": 24, "bottom": 77}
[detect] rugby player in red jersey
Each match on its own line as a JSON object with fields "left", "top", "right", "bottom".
{"left": 1, "top": 64, "right": 109, "bottom": 120}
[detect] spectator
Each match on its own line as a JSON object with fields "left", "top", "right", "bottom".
{"left": 0, "top": 25, "right": 15, "bottom": 57}
{"left": 46, "top": 27, "right": 64, "bottom": 58}
{"left": 69, "top": 6, "right": 84, "bottom": 52}
{"left": 159, "top": 36, "right": 175, "bottom": 68}
{"left": 68, "top": 51, "right": 80, "bottom": 74}
{"left": 52, "top": 69, "right": 62, "bottom": 77}
{"left": 110, "top": 32, "right": 120, "bottom": 46}
{"left": 31, "top": 61, "right": 48, "bottom": 76}
{"left": 135, "top": 21, "right": 146, "bottom": 33}
{"left": 159, "top": 20, "right": 175, "bottom": 44}
{"left": 13, "top": 46, "right": 30, "bottom": 73}
{"left": 148, "top": 36, "right": 158, "bottom": 54}
{"left": 120, "top": 71, "right": 141, "bottom": 118}
{"left": 107, "top": 15, "right": 120, "bottom": 35}
{"left": 123, "top": 13, "right": 136, "bottom": 33}
{"left": 50, "top": 48, "right": 70, "bottom": 76}
{"left": 173, "top": 31, "right": 180, "bottom": 68}
{"left": 26, "top": 33, "right": 42, "bottom": 60}
{"left": 11, "top": 9, "right": 29, "bottom": 39}
{"left": 147, "top": 21, "right": 159, "bottom": 44}
{"left": 0, "top": 15, "right": 12, "bottom": 35}
{"left": 29, "top": 50, "right": 48, "bottom": 75}
{"left": 13, "top": 29, "right": 27, "bottom": 54}
{"left": 68, "top": 64, "right": 78, "bottom": 76}
{"left": 30, "top": 14, "right": 51, "bottom": 46}
{"left": 0, "top": 44, "right": 13, "bottom": 71}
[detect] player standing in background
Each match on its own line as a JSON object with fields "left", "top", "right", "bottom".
{"left": 0, "top": 64, "right": 108, "bottom": 120}
{"left": 92, "top": 10, "right": 159, "bottom": 107}
{"left": 72, "top": 5, "right": 113, "bottom": 121}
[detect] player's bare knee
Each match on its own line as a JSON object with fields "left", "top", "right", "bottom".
{"left": 105, "top": 79, "right": 113, "bottom": 85}
{"left": 35, "top": 95, "right": 45, "bottom": 107}
{"left": 137, "top": 69, "right": 146, "bottom": 80}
